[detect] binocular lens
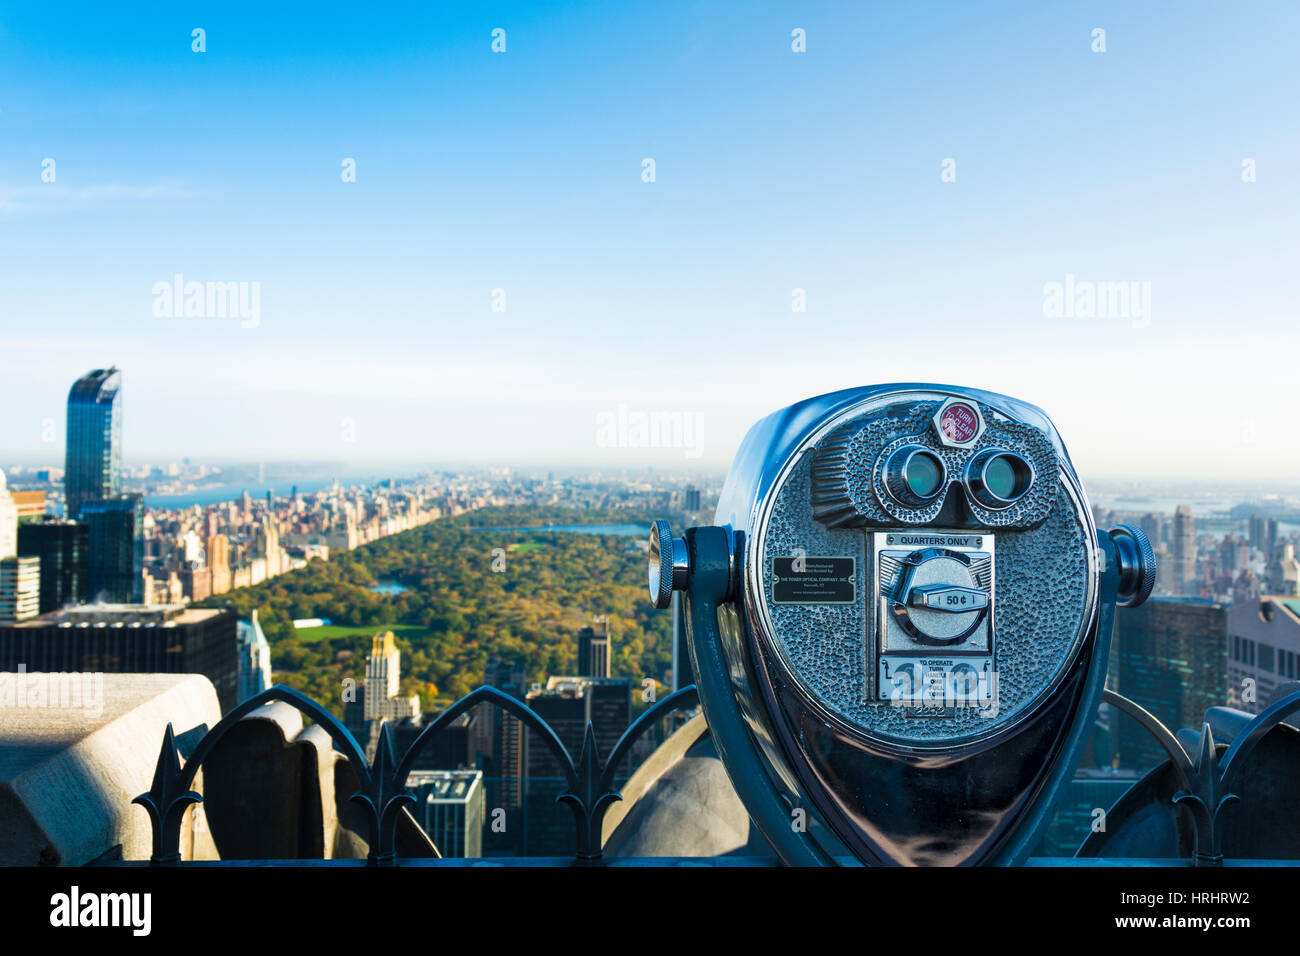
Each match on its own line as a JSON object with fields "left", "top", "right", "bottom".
{"left": 983, "top": 455, "right": 1022, "bottom": 499}
{"left": 966, "top": 450, "right": 1033, "bottom": 509}
{"left": 885, "top": 446, "right": 947, "bottom": 506}
{"left": 905, "top": 452, "right": 944, "bottom": 499}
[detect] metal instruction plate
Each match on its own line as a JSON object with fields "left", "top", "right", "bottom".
{"left": 771, "top": 555, "right": 856, "bottom": 604}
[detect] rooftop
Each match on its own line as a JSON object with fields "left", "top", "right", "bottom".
{"left": 2, "top": 604, "right": 226, "bottom": 628}
{"left": 407, "top": 769, "right": 482, "bottom": 802}
{"left": 67, "top": 367, "right": 120, "bottom": 403}
{"left": 536, "top": 675, "right": 630, "bottom": 698}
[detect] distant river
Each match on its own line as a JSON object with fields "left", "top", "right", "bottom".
{"left": 144, "top": 477, "right": 339, "bottom": 509}
{"left": 1092, "top": 495, "right": 1242, "bottom": 515}
{"left": 474, "top": 523, "right": 646, "bottom": 536}
{"left": 1093, "top": 495, "right": 1299, "bottom": 535}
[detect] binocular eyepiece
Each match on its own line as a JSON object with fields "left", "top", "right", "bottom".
{"left": 649, "top": 384, "right": 1156, "bottom": 866}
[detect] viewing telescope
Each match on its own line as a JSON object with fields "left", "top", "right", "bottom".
{"left": 648, "top": 384, "right": 1157, "bottom": 866}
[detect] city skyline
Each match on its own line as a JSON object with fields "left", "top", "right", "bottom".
{"left": 4, "top": 360, "right": 1300, "bottom": 484}
{"left": 2, "top": 2, "right": 1299, "bottom": 479}
{"left": 7, "top": 0, "right": 1300, "bottom": 908}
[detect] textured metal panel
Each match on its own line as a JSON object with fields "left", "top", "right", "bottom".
{"left": 754, "top": 393, "right": 1093, "bottom": 747}
{"left": 811, "top": 399, "right": 1059, "bottom": 530}
{"left": 762, "top": 470, "right": 1090, "bottom": 744}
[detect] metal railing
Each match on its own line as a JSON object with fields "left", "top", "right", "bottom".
{"left": 133, "top": 682, "right": 699, "bottom": 866}
{"left": 130, "top": 682, "right": 1300, "bottom": 866}
{"left": 1097, "top": 686, "right": 1300, "bottom": 866}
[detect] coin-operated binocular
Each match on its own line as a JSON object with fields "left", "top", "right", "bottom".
{"left": 648, "top": 385, "right": 1156, "bottom": 866}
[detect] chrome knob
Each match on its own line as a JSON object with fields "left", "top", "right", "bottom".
{"left": 889, "top": 548, "right": 991, "bottom": 646}
{"left": 648, "top": 519, "right": 689, "bottom": 609}
{"left": 1108, "top": 524, "right": 1157, "bottom": 608}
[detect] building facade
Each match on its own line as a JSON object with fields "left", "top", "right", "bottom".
{"left": 576, "top": 616, "right": 611, "bottom": 678}
{"left": 363, "top": 630, "right": 421, "bottom": 722}
{"left": 81, "top": 494, "right": 144, "bottom": 604}
{"left": 0, "top": 556, "right": 41, "bottom": 622}
{"left": 1249, "top": 515, "right": 1279, "bottom": 560}
{"left": 1171, "top": 505, "right": 1197, "bottom": 595}
{"left": 388, "top": 710, "right": 476, "bottom": 772}
{"left": 481, "top": 659, "right": 528, "bottom": 855}
{"left": 235, "top": 608, "right": 273, "bottom": 703}
{"left": 522, "top": 675, "right": 630, "bottom": 854}
{"left": 408, "top": 770, "right": 485, "bottom": 858}
{"left": 17, "top": 519, "right": 88, "bottom": 614}
{"left": 0, "top": 471, "right": 17, "bottom": 561}
{"left": 207, "top": 534, "right": 231, "bottom": 594}
{"left": 11, "top": 490, "right": 46, "bottom": 523}
{"left": 1110, "top": 596, "right": 1227, "bottom": 771}
{"left": 1228, "top": 596, "right": 1300, "bottom": 714}
{"left": 0, "top": 604, "right": 240, "bottom": 712}
{"left": 1266, "top": 543, "right": 1300, "bottom": 596}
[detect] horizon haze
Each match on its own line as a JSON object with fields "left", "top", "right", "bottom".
{"left": 2, "top": 2, "right": 1297, "bottom": 480}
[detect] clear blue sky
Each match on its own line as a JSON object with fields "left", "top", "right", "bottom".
{"left": 1, "top": 1, "right": 1297, "bottom": 479}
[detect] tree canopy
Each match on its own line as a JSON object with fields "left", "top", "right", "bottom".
{"left": 199, "top": 506, "right": 674, "bottom": 718}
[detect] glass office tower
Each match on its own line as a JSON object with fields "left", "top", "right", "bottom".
{"left": 65, "top": 368, "right": 123, "bottom": 519}
{"left": 17, "top": 519, "right": 89, "bottom": 613}
{"left": 1111, "top": 596, "right": 1228, "bottom": 770}
{"left": 81, "top": 494, "right": 144, "bottom": 604}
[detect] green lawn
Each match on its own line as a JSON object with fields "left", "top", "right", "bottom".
{"left": 292, "top": 623, "right": 428, "bottom": 643}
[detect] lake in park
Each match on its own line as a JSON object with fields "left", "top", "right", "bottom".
{"left": 473, "top": 524, "right": 646, "bottom": 536}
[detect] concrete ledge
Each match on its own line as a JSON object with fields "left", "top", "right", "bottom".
{"left": 603, "top": 714, "right": 764, "bottom": 857}
{"left": 0, "top": 672, "right": 222, "bottom": 865}
{"left": 201, "top": 702, "right": 436, "bottom": 859}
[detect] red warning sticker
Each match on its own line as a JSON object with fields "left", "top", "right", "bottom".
{"left": 939, "top": 403, "right": 979, "bottom": 444}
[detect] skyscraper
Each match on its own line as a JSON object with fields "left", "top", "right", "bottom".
{"left": 408, "top": 770, "right": 485, "bottom": 858}
{"left": 1249, "top": 514, "right": 1267, "bottom": 552}
{"left": 1266, "top": 543, "right": 1300, "bottom": 596}
{"left": 482, "top": 658, "right": 528, "bottom": 855}
{"left": 207, "top": 534, "right": 231, "bottom": 594}
{"left": 236, "top": 608, "right": 274, "bottom": 703}
{"left": 1219, "top": 535, "right": 1242, "bottom": 575}
{"left": 363, "top": 630, "right": 420, "bottom": 722}
{"left": 388, "top": 711, "right": 477, "bottom": 773}
{"left": 81, "top": 494, "right": 144, "bottom": 603}
{"left": 64, "top": 368, "right": 123, "bottom": 519}
{"left": 1248, "top": 515, "right": 1279, "bottom": 559}
{"left": 523, "top": 675, "right": 631, "bottom": 854}
{"left": 0, "top": 604, "right": 240, "bottom": 711}
{"left": 1110, "top": 596, "right": 1227, "bottom": 770}
{"left": 1228, "top": 596, "right": 1300, "bottom": 715}
{"left": 0, "top": 471, "right": 17, "bottom": 561}
{"left": 16, "top": 519, "right": 88, "bottom": 613}
{"left": 1172, "top": 505, "right": 1197, "bottom": 594}
{"left": 1138, "top": 513, "right": 1162, "bottom": 550}
{"left": 0, "top": 556, "right": 40, "bottom": 622}
{"left": 577, "top": 616, "right": 611, "bottom": 678}
{"left": 261, "top": 514, "right": 282, "bottom": 577}
{"left": 11, "top": 490, "right": 47, "bottom": 524}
